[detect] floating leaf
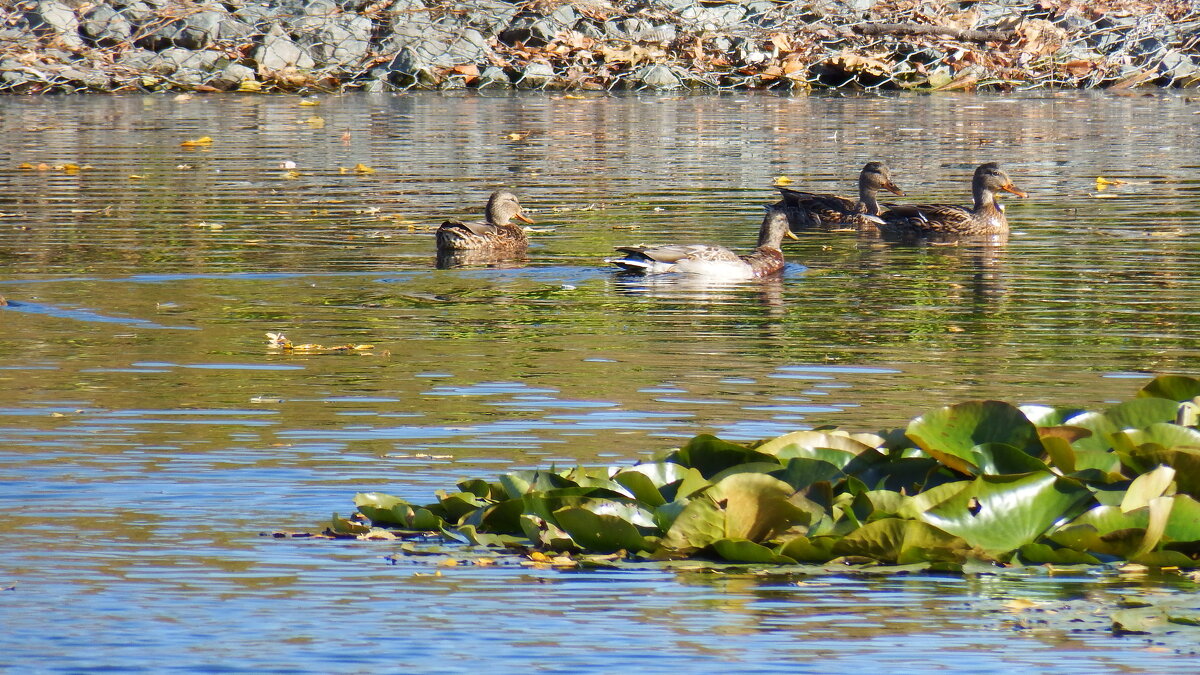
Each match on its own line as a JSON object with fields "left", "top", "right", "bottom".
{"left": 711, "top": 538, "right": 797, "bottom": 564}
{"left": 180, "top": 136, "right": 213, "bottom": 147}
{"left": 554, "top": 507, "right": 650, "bottom": 553}
{"left": 922, "top": 472, "right": 1093, "bottom": 557}
{"left": 907, "top": 400, "right": 1043, "bottom": 475}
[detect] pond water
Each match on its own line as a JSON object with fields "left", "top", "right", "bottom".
{"left": 1, "top": 90, "right": 1199, "bottom": 671}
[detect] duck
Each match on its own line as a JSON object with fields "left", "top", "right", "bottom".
{"left": 774, "top": 161, "right": 905, "bottom": 230}
{"left": 877, "top": 163, "right": 1026, "bottom": 238}
{"left": 435, "top": 189, "right": 534, "bottom": 252}
{"left": 607, "top": 206, "right": 800, "bottom": 279}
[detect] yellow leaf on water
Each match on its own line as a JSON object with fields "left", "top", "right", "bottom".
{"left": 60, "top": 163, "right": 81, "bottom": 174}
{"left": 529, "top": 551, "right": 551, "bottom": 562}
{"left": 1003, "top": 598, "right": 1038, "bottom": 612}
{"left": 1095, "top": 176, "right": 1127, "bottom": 190}
{"left": 353, "top": 344, "right": 375, "bottom": 350}
{"left": 353, "top": 163, "right": 375, "bottom": 174}
{"left": 299, "top": 99, "right": 320, "bottom": 106}
{"left": 506, "top": 132, "right": 527, "bottom": 140}
{"left": 181, "top": 136, "right": 213, "bottom": 147}
{"left": 773, "top": 175, "right": 793, "bottom": 186}
{"left": 18, "top": 163, "right": 34, "bottom": 170}
{"left": 128, "top": 174, "right": 144, "bottom": 179}
{"left": 304, "top": 116, "right": 325, "bottom": 128}
{"left": 238, "top": 80, "right": 262, "bottom": 92}
{"left": 283, "top": 170, "right": 301, "bottom": 179}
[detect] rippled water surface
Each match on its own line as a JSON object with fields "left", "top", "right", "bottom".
{"left": 2, "top": 91, "right": 1199, "bottom": 671}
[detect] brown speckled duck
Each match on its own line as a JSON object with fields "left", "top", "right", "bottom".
{"left": 435, "top": 190, "right": 534, "bottom": 253}
{"left": 607, "top": 206, "right": 799, "bottom": 279}
{"left": 774, "top": 161, "right": 905, "bottom": 230}
{"left": 878, "top": 163, "right": 1026, "bottom": 238}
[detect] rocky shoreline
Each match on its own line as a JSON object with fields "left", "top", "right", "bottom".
{"left": 2, "top": 0, "right": 1198, "bottom": 94}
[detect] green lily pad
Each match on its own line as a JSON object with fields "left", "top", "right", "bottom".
{"left": 711, "top": 538, "right": 798, "bottom": 564}
{"left": 553, "top": 507, "right": 650, "bottom": 553}
{"left": 906, "top": 400, "right": 1042, "bottom": 475}
{"left": 1066, "top": 398, "right": 1181, "bottom": 452}
{"left": 709, "top": 473, "right": 809, "bottom": 542}
{"left": 660, "top": 496, "right": 724, "bottom": 552}
{"left": 832, "top": 517, "right": 968, "bottom": 564}
{"left": 921, "top": 472, "right": 1093, "bottom": 557}
{"left": 669, "top": 434, "right": 779, "bottom": 478}
{"left": 776, "top": 534, "right": 838, "bottom": 562}
{"left": 1138, "top": 375, "right": 1200, "bottom": 402}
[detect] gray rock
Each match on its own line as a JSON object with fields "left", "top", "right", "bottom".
{"left": 387, "top": 47, "right": 440, "bottom": 86}
{"left": 26, "top": 1, "right": 85, "bottom": 49}
{"left": 256, "top": 26, "right": 315, "bottom": 71}
{"left": 635, "top": 64, "right": 681, "bottom": 90}
{"left": 515, "top": 61, "right": 556, "bottom": 89}
{"left": 478, "top": 65, "right": 510, "bottom": 88}
{"left": 58, "top": 66, "right": 111, "bottom": 89}
{"left": 678, "top": 4, "right": 746, "bottom": 30}
{"left": 207, "top": 62, "right": 256, "bottom": 90}
{"left": 455, "top": 0, "right": 519, "bottom": 33}
{"left": 158, "top": 47, "right": 222, "bottom": 72}
{"left": 302, "top": 15, "right": 373, "bottom": 68}
{"left": 174, "top": 10, "right": 224, "bottom": 49}
{"left": 116, "top": 48, "right": 158, "bottom": 70}
{"left": 1158, "top": 49, "right": 1200, "bottom": 85}
{"left": 80, "top": 4, "right": 132, "bottom": 47}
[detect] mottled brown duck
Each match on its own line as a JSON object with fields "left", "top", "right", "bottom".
{"left": 435, "top": 190, "right": 534, "bottom": 253}
{"left": 607, "top": 206, "right": 800, "bottom": 279}
{"left": 878, "top": 163, "right": 1026, "bottom": 238}
{"left": 774, "top": 161, "right": 905, "bottom": 230}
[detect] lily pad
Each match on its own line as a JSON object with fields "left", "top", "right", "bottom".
{"left": 906, "top": 400, "right": 1042, "bottom": 475}
{"left": 921, "top": 472, "right": 1093, "bottom": 557}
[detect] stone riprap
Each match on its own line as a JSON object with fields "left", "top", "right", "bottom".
{"left": 1, "top": 0, "right": 1197, "bottom": 93}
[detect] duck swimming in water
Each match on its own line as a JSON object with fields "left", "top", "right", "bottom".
{"left": 607, "top": 206, "right": 799, "bottom": 279}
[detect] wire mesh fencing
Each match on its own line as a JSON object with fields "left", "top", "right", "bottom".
{"left": 1, "top": 0, "right": 1198, "bottom": 94}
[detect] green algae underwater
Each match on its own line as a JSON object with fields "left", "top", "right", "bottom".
{"left": 331, "top": 375, "right": 1200, "bottom": 584}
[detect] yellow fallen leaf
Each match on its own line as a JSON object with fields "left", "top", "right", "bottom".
{"left": 475, "top": 558, "right": 496, "bottom": 566}
{"left": 60, "top": 163, "right": 81, "bottom": 174}
{"left": 1003, "top": 598, "right": 1038, "bottom": 611}
{"left": 562, "top": 94, "right": 586, "bottom": 100}
{"left": 304, "top": 116, "right": 325, "bottom": 128}
{"left": 353, "top": 163, "right": 375, "bottom": 174}
{"left": 238, "top": 80, "right": 262, "bottom": 92}
{"left": 437, "top": 558, "right": 460, "bottom": 567}
{"left": 1095, "top": 176, "right": 1126, "bottom": 191}
{"left": 299, "top": 99, "right": 320, "bottom": 106}
{"left": 174, "top": 93, "right": 193, "bottom": 102}
{"left": 283, "top": 170, "right": 301, "bottom": 179}
{"left": 18, "top": 162, "right": 33, "bottom": 170}
{"left": 947, "top": 325, "right": 964, "bottom": 332}
{"left": 181, "top": 136, "right": 213, "bottom": 147}
{"left": 506, "top": 132, "right": 526, "bottom": 140}
{"left": 128, "top": 174, "right": 144, "bottom": 179}
{"left": 353, "top": 344, "right": 374, "bottom": 350}
{"left": 773, "top": 175, "right": 793, "bottom": 186}
{"left": 529, "top": 551, "right": 552, "bottom": 562}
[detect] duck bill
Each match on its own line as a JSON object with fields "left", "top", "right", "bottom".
{"left": 1001, "top": 182, "right": 1027, "bottom": 198}
{"left": 884, "top": 180, "right": 905, "bottom": 197}
{"left": 784, "top": 228, "right": 800, "bottom": 240}
{"left": 515, "top": 212, "right": 535, "bottom": 224}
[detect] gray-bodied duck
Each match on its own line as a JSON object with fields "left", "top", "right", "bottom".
{"left": 774, "top": 161, "right": 905, "bottom": 230}
{"left": 878, "top": 163, "right": 1026, "bottom": 238}
{"left": 607, "top": 206, "right": 799, "bottom": 279}
{"left": 435, "top": 189, "right": 534, "bottom": 253}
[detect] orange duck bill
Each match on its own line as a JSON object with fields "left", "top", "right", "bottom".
{"left": 1000, "top": 181, "right": 1027, "bottom": 198}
